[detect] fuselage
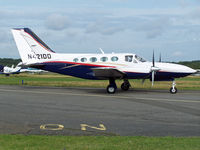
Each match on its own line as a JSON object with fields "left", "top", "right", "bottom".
{"left": 33, "top": 53, "right": 196, "bottom": 80}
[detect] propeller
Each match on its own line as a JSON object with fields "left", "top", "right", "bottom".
{"left": 159, "top": 53, "right": 161, "bottom": 62}
{"left": 152, "top": 50, "right": 155, "bottom": 67}
{"left": 142, "top": 79, "right": 145, "bottom": 85}
{"left": 151, "top": 51, "right": 155, "bottom": 86}
{"left": 150, "top": 51, "right": 160, "bottom": 86}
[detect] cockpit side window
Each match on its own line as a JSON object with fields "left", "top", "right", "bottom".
{"left": 125, "top": 55, "right": 133, "bottom": 62}
{"left": 135, "top": 55, "right": 146, "bottom": 62}
{"left": 133, "top": 59, "right": 138, "bottom": 63}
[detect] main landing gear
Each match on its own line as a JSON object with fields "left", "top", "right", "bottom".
{"left": 107, "top": 78, "right": 117, "bottom": 94}
{"left": 107, "top": 78, "right": 131, "bottom": 94}
{"left": 121, "top": 79, "right": 131, "bottom": 91}
{"left": 170, "top": 80, "right": 177, "bottom": 94}
{"left": 106, "top": 79, "right": 178, "bottom": 94}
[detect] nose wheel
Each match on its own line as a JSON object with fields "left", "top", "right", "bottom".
{"left": 170, "top": 81, "right": 177, "bottom": 94}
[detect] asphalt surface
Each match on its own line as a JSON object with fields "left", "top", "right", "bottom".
{"left": 0, "top": 85, "right": 199, "bottom": 136}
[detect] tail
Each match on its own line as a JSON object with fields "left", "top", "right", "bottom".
{"left": 11, "top": 28, "right": 55, "bottom": 64}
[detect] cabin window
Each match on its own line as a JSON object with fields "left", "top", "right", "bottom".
{"left": 81, "top": 57, "right": 87, "bottom": 62}
{"left": 100, "top": 57, "right": 108, "bottom": 62}
{"left": 90, "top": 57, "right": 97, "bottom": 62}
{"left": 111, "top": 56, "right": 118, "bottom": 62}
{"left": 125, "top": 55, "right": 133, "bottom": 62}
{"left": 73, "top": 58, "right": 79, "bottom": 62}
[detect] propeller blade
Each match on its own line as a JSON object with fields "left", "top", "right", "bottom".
{"left": 152, "top": 50, "right": 155, "bottom": 67}
{"left": 142, "top": 79, "right": 145, "bottom": 84}
{"left": 159, "top": 53, "right": 161, "bottom": 62}
{"left": 152, "top": 71, "right": 155, "bottom": 86}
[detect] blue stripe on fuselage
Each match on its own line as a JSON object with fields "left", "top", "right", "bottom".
{"left": 36, "top": 62, "right": 192, "bottom": 80}
{"left": 42, "top": 62, "right": 99, "bottom": 79}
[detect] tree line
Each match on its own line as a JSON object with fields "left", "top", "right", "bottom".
{"left": 0, "top": 58, "right": 199, "bottom": 69}
{"left": 0, "top": 58, "right": 21, "bottom": 67}
{"left": 178, "top": 60, "right": 200, "bottom": 70}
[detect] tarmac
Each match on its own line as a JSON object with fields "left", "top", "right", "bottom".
{"left": 0, "top": 85, "right": 199, "bottom": 136}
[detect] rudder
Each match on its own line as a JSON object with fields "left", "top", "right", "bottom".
{"left": 11, "top": 28, "right": 55, "bottom": 64}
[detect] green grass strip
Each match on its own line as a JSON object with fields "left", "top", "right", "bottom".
{"left": 0, "top": 135, "right": 199, "bottom": 150}
{"left": 0, "top": 74, "right": 200, "bottom": 90}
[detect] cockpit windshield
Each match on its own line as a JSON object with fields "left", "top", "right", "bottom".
{"left": 135, "top": 55, "right": 146, "bottom": 62}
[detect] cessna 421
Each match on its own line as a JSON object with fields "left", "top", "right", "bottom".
{"left": 11, "top": 28, "right": 196, "bottom": 94}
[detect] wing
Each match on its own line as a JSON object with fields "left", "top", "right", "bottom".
{"left": 91, "top": 67, "right": 126, "bottom": 79}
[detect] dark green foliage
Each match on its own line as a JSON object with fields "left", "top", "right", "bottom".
{"left": 177, "top": 60, "right": 200, "bottom": 69}
{"left": 0, "top": 58, "right": 21, "bottom": 67}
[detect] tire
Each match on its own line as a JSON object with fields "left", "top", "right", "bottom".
{"left": 170, "top": 87, "right": 177, "bottom": 94}
{"left": 121, "top": 83, "right": 130, "bottom": 91}
{"left": 107, "top": 85, "right": 116, "bottom": 94}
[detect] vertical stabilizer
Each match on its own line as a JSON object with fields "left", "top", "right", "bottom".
{"left": 11, "top": 28, "right": 55, "bottom": 64}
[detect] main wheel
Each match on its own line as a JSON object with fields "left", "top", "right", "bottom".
{"left": 107, "top": 85, "right": 116, "bottom": 94}
{"left": 121, "top": 83, "right": 130, "bottom": 91}
{"left": 170, "top": 87, "right": 177, "bottom": 94}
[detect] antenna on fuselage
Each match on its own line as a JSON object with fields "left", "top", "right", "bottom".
{"left": 99, "top": 48, "right": 105, "bottom": 54}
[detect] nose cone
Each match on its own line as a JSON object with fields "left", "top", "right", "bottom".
{"left": 174, "top": 64, "right": 196, "bottom": 75}
{"left": 175, "top": 64, "right": 196, "bottom": 74}
{"left": 183, "top": 66, "right": 196, "bottom": 74}
{"left": 156, "top": 62, "right": 196, "bottom": 78}
{"left": 158, "top": 63, "right": 196, "bottom": 73}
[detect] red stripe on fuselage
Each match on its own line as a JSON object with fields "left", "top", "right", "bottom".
{"left": 42, "top": 61, "right": 148, "bottom": 74}
{"left": 43, "top": 61, "right": 116, "bottom": 68}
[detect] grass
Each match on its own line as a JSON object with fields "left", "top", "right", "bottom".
{"left": 0, "top": 73, "right": 200, "bottom": 90}
{"left": 0, "top": 135, "right": 199, "bottom": 150}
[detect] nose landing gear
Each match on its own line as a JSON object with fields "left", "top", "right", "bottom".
{"left": 170, "top": 80, "right": 177, "bottom": 94}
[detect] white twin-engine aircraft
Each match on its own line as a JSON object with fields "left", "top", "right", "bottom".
{"left": 0, "top": 64, "right": 21, "bottom": 76}
{"left": 11, "top": 28, "right": 196, "bottom": 94}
